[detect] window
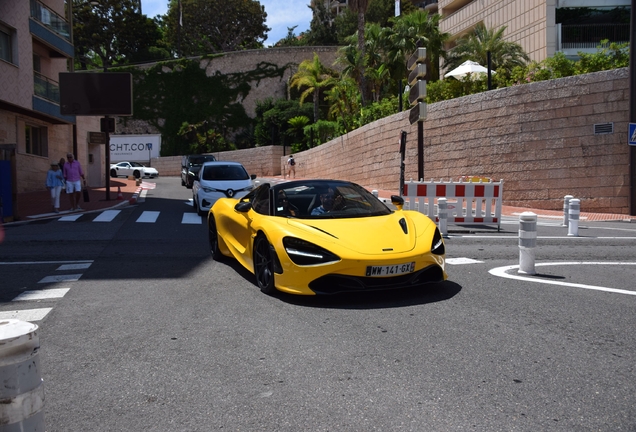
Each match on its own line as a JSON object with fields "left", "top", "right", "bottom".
{"left": 0, "top": 23, "right": 15, "bottom": 64}
{"left": 25, "top": 125, "right": 48, "bottom": 157}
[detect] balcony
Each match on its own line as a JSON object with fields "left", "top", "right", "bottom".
{"left": 34, "top": 71, "right": 60, "bottom": 103}
{"left": 29, "top": 0, "right": 74, "bottom": 58}
{"left": 557, "top": 23, "right": 629, "bottom": 56}
{"left": 30, "top": 0, "right": 70, "bottom": 41}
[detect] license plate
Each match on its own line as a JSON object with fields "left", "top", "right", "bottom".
{"left": 366, "top": 262, "right": 415, "bottom": 277}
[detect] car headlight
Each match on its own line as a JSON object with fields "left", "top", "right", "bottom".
{"left": 283, "top": 237, "right": 340, "bottom": 266}
{"left": 431, "top": 228, "right": 445, "bottom": 255}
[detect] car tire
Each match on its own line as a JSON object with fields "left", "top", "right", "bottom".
{"left": 133, "top": 170, "right": 141, "bottom": 179}
{"left": 254, "top": 234, "right": 276, "bottom": 294}
{"left": 181, "top": 178, "right": 185, "bottom": 186}
{"left": 110, "top": 169, "right": 117, "bottom": 178}
{"left": 208, "top": 215, "right": 225, "bottom": 261}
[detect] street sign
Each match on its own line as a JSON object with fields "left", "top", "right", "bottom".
{"left": 408, "top": 64, "right": 427, "bottom": 86}
{"left": 629, "top": 123, "right": 636, "bottom": 146}
{"left": 88, "top": 132, "right": 106, "bottom": 145}
{"left": 407, "top": 48, "right": 427, "bottom": 71}
{"left": 409, "top": 102, "right": 427, "bottom": 125}
{"left": 408, "top": 81, "right": 427, "bottom": 106}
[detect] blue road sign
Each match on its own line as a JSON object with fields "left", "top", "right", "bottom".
{"left": 147, "top": 143, "right": 153, "bottom": 150}
{"left": 629, "top": 123, "right": 636, "bottom": 146}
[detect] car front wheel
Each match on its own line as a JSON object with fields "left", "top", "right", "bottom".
{"left": 208, "top": 215, "right": 225, "bottom": 260}
{"left": 254, "top": 234, "right": 275, "bottom": 294}
{"left": 133, "top": 170, "right": 141, "bottom": 179}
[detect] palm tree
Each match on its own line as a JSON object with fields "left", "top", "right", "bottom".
{"left": 348, "top": 0, "right": 370, "bottom": 105}
{"left": 444, "top": 23, "right": 530, "bottom": 72}
{"left": 290, "top": 53, "right": 337, "bottom": 122}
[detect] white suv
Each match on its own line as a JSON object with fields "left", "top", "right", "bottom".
{"left": 192, "top": 161, "right": 255, "bottom": 216}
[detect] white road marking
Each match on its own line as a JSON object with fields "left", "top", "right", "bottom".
{"left": 58, "top": 214, "right": 83, "bottom": 221}
{"left": 38, "top": 274, "right": 82, "bottom": 283}
{"left": 57, "top": 263, "right": 92, "bottom": 270}
{"left": 182, "top": 213, "right": 202, "bottom": 224}
{"left": 0, "top": 308, "right": 53, "bottom": 321}
{"left": 446, "top": 257, "right": 484, "bottom": 265}
{"left": 0, "top": 260, "right": 93, "bottom": 265}
{"left": 93, "top": 210, "right": 121, "bottom": 222}
{"left": 186, "top": 199, "right": 194, "bottom": 207}
{"left": 136, "top": 211, "right": 160, "bottom": 223}
{"left": 489, "top": 262, "right": 636, "bottom": 296}
{"left": 13, "top": 288, "right": 70, "bottom": 301}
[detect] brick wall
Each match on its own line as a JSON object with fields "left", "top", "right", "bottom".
{"left": 288, "top": 68, "right": 630, "bottom": 214}
{"left": 154, "top": 68, "right": 631, "bottom": 215}
{"left": 152, "top": 146, "right": 291, "bottom": 177}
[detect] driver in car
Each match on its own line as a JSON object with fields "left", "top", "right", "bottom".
{"left": 311, "top": 188, "right": 344, "bottom": 215}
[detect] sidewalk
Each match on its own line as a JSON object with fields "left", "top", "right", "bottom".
{"left": 6, "top": 176, "right": 636, "bottom": 224}
{"left": 5, "top": 178, "right": 144, "bottom": 224}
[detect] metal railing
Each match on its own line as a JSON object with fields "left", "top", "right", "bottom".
{"left": 30, "top": 0, "right": 71, "bottom": 41}
{"left": 560, "top": 23, "right": 629, "bottom": 49}
{"left": 33, "top": 71, "right": 60, "bottom": 103}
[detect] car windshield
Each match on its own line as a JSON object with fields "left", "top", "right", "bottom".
{"left": 271, "top": 181, "right": 391, "bottom": 219}
{"left": 201, "top": 164, "right": 249, "bottom": 181}
{"left": 190, "top": 155, "right": 216, "bottom": 166}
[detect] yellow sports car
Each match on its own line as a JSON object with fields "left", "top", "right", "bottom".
{"left": 208, "top": 179, "right": 447, "bottom": 295}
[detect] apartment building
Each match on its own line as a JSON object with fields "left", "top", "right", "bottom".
{"left": 437, "top": 0, "right": 630, "bottom": 62}
{"left": 0, "top": 0, "right": 100, "bottom": 221}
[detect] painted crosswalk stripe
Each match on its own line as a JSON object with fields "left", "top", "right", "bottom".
{"left": 38, "top": 274, "right": 82, "bottom": 283}
{"left": 0, "top": 308, "right": 52, "bottom": 322}
{"left": 182, "top": 213, "right": 202, "bottom": 224}
{"left": 57, "top": 263, "right": 92, "bottom": 271}
{"left": 136, "top": 211, "right": 160, "bottom": 223}
{"left": 58, "top": 214, "right": 83, "bottom": 222}
{"left": 13, "top": 288, "right": 70, "bottom": 301}
{"left": 93, "top": 210, "right": 121, "bottom": 222}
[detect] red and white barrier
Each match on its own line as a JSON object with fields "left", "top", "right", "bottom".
{"left": 402, "top": 179, "right": 503, "bottom": 231}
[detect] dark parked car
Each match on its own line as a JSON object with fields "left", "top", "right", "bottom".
{"left": 181, "top": 154, "right": 216, "bottom": 188}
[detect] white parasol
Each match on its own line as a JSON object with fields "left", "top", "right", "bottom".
{"left": 444, "top": 60, "right": 495, "bottom": 80}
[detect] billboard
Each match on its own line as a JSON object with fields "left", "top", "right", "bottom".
{"left": 109, "top": 135, "right": 161, "bottom": 162}
{"left": 59, "top": 72, "right": 133, "bottom": 116}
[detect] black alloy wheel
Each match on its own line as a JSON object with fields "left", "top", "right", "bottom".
{"left": 110, "top": 169, "right": 117, "bottom": 177}
{"left": 133, "top": 170, "right": 141, "bottom": 179}
{"left": 253, "top": 234, "right": 275, "bottom": 294}
{"left": 208, "top": 216, "right": 224, "bottom": 260}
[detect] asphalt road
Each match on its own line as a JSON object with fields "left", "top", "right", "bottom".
{"left": 0, "top": 177, "right": 635, "bottom": 431}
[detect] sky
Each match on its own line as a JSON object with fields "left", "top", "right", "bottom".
{"left": 142, "top": 0, "right": 313, "bottom": 47}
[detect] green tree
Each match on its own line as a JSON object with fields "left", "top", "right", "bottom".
{"left": 164, "top": 0, "right": 269, "bottom": 56}
{"left": 73, "top": 0, "right": 166, "bottom": 70}
{"left": 325, "top": 76, "right": 361, "bottom": 133}
{"left": 253, "top": 99, "right": 314, "bottom": 147}
{"left": 304, "top": 1, "right": 339, "bottom": 46}
{"left": 290, "top": 53, "right": 338, "bottom": 122}
{"left": 349, "top": 0, "right": 370, "bottom": 105}
{"left": 443, "top": 23, "right": 530, "bottom": 73}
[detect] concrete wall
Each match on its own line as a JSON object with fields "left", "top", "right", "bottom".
{"left": 151, "top": 145, "right": 292, "bottom": 178}
{"left": 152, "top": 68, "right": 631, "bottom": 215}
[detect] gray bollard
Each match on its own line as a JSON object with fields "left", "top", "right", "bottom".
{"left": 562, "top": 195, "right": 573, "bottom": 227}
{"left": 518, "top": 212, "right": 537, "bottom": 275}
{"left": 568, "top": 198, "right": 580, "bottom": 237}
{"left": 438, "top": 198, "right": 448, "bottom": 237}
{"left": 0, "top": 320, "right": 45, "bottom": 431}
{"left": 372, "top": 190, "right": 378, "bottom": 198}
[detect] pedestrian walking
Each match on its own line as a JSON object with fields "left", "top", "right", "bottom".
{"left": 287, "top": 154, "right": 296, "bottom": 179}
{"left": 46, "top": 161, "right": 65, "bottom": 213}
{"left": 62, "top": 153, "right": 86, "bottom": 211}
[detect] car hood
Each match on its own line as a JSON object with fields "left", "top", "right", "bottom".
{"left": 286, "top": 212, "right": 432, "bottom": 255}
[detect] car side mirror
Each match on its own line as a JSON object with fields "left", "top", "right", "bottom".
{"left": 250, "top": 174, "right": 257, "bottom": 180}
{"left": 391, "top": 195, "right": 404, "bottom": 210}
{"left": 234, "top": 201, "right": 252, "bottom": 213}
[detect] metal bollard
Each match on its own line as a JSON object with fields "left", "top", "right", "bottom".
{"left": 518, "top": 212, "right": 537, "bottom": 275}
{"left": 372, "top": 190, "right": 378, "bottom": 198}
{"left": 568, "top": 198, "right": 580, "bottom": 237}
{"left": 562, "top": 195, "right": 573, "bottom": 227}
{"left": 438, "top": 198, "right": 448, "bottom": 237}
{"left": 0, "top": 320, "right": 45, "bottom": 431}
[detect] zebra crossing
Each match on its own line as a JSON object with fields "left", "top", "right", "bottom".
{"left": 0, "top": 260, "right": 93, "bottom": 322}
{"left": 54, "top": 200, "right": 205, "bottom": 224}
